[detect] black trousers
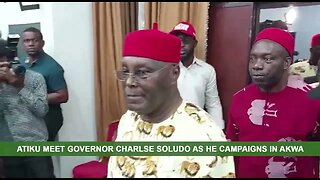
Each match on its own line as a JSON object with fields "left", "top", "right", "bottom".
{"left": 45, "top": 105, "right": 63, "bottom": 141}
{"left": 2, "top": 156, "right": 55, "bottom": 178}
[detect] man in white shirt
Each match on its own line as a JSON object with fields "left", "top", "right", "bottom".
{"left": 169, "top": 22, "right": 224, "bottom": 130}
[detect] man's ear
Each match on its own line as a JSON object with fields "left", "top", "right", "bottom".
{"left": 284, "top": 56, "right": 292, "bottom": 70}
{"left": 42, "top": 40, "right": 45, "bottom": 48}
{"left": 171, "top": 64, "right": 180, "bottom": 85}
{"left": 194, "top": 39, "right": 198, "bottom": 49}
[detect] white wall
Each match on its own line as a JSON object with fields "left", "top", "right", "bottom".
{"left": 260, "top": 5, "right": 320, "bottom": 59}
{"left": 42, "top": 2, "right": 97, "bottom": 178}
{"left": 0, "top": 2, "right": 97, "bottom": 178}
{"left": 39, "top": 2, "right": 55, "bottom": 55}
{"left": 0, "top": 2, "right": 41, "bottom": 40}
{"left": 259, "top": 7, "right": 288, "bottom": 24}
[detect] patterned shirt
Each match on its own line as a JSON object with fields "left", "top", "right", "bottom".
{"left": 289, "top": 60, "right": 318, "bottom": 88}
{"left": 289, "top": 60, "right": 317, "bottom": 78}
{"left": 107, "top": 101, "right": 235, "bottom": 178}
{"left": 178, "top": 57, "right": 224, "bottom": 129}
{"left": 0, "top": 70, "right": 48, "bottom": 141}
{"left": 226, "top": 76, "right": 320, "bottom": 178}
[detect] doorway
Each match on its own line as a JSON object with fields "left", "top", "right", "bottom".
{"left": 207, "top": 2, "right": 256, "bottom": 125}
{"left": 207, "top": 2, "right": 320, "bottom": 126}
{"left": 256, "top": 2, "right": 320, "bottom": 62}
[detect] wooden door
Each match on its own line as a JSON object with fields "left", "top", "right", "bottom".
{"left": 207, "top": 2, "right": 256, "bottom": 127}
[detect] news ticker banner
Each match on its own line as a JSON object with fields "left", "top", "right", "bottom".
{"left": 0, "top": 141, "right": 319, "bottom": 156}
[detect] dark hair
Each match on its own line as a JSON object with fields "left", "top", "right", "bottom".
{"left": 259, "top": 20, "right": 288, "bottom": 32}
{"left": 23, "top": 27, "right": 43, "bottom": 40}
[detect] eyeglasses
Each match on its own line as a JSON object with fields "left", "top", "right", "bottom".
{"left": 115, "top": 65, "right": 172, "bottom": 82}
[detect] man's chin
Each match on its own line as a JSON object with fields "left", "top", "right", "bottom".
{"left": 127, "top": 104, "right": 146, "bottom": 114}
{"left": 180, "top": 55, "right": 188, "bottom": 60}
{"left": 254, "top": 82, "right": 273, "bottom": 91}
{"left": 27, "top": 52, "right": 37, "bottom": 56}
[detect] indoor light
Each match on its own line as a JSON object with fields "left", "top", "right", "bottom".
{"left": 285, "top": 6, "right": 297, "bottom": 24}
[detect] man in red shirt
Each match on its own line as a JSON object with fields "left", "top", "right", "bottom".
{"left": 226, "top": 28, "right": 320, "bottom": 178}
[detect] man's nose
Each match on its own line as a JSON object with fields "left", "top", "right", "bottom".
{"left": 125, "top": 74, "right": 137, "bottom": 87}
{"left": 27, "top": 41, "right": 35, "bottom": 46}
{"left": 252, "top": 59, "right": 264, "bottom": 70}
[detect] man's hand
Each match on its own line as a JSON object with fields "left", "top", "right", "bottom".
{"left": 0, "top": 62, "right": 24, "bottom": 89}
{"left": 0, "top": 62, "right": 10, "bottom": 81}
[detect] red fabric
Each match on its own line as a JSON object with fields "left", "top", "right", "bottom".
{"left": 106, "top": 121, "right": 119, "bottom": 142}
{"left": 123, "top": 29, "right": 181, "bottom": 63}
{"left": 169, "top": 21, "right": 196, "bottom": 39}
{"left": 255, "top": 27, "right": 294, "bottom": 57}
{"left": 226, "top": 83, "right": 320, "bottom": 178}
{"left": 72, "top": 161, "right": 107, "bottom": 178}
{"left": 311, "top": 34, "right": 320, "bottom": 47}
{"left": 152, "top": 22, "right": 158, "bottom": 30}
{"left": 72, "top": 121, "right": 119, "bottom": 178}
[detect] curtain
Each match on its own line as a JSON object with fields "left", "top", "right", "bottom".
{"left": 92, "top": 2, "right": 138, "bottom": 141}
{"left": 144, "top": 2, "right": 209, "bottom": 60}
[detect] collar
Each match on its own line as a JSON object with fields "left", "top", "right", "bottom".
{"left": 24, "top": 51, "right": 45, "bottom": 66}
{"left": 193, "top": 57, "right": 202, "bottom": 66}
{"left": 24, "top": 57, "right": 39, "bottom": 68}
{"left": 180, "top": 57, "right": 202, "bottom": 68}
{"left": 25, "top": 57, "right": 38, "bottom": 64}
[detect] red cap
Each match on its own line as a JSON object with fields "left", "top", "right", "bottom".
{"left": 311, "top": 34, "right": 320, "bottom": 47}
{"left": 169, "top": 22, "right": 196, "bottom": 39}
{"left": 255, "top": 28, "right": 294, "bottom": 57}
{"left": 123, "top": 26, "right": 181, "bottom": 63}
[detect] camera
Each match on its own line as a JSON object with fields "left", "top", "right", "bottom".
{"left": 0, "top": 34, "right": 26, "bottom": 76}
{"left": 6, "top": 34, "right": 20, "bottom": 61}
{"left": 9, "top": 60, "right": 26, "bottom": 76}
{"left": 0, "top": 60, "right": 26, "bottom": 76}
